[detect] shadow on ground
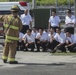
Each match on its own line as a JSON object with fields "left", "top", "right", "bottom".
{"left": 18, "top": 62, "right": 65, "bottom": 66}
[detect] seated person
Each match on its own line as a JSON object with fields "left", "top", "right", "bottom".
{"left": 31, "top": 27, "right": 38, "bottom": 38}
{"left": 51, "top": 27, "right": 66, "bottom": 53}
{"left": 47, "top": 28, "right": 56, "bottom": 49}
{"left": 16, "top": 32, "right": 24, "bottom": 51}
{"left": 65, "top": 32, "right": 76, "bottom": 52}
{"left": 35, "top": 28, "right": 48, "bottom": 52}
{"left": 22, "top": 29, "right": 35, "bottom": 52}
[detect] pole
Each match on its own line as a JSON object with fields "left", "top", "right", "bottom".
{"left": 74, "top": 0, "right": 76, "bottom": 33}
{"left": 68, "top": 0, "right": 70, "bottom": 8}
{"left": 32, "top": 0, "right": 36, "bottom": 28}
{"left": 55, "top": 0, "right": 58, "bottom": 14}
{"left": 55, "top": 0, "right": 58, "bottom": 7}
{"left": 75, "top": 0, "right": 76, "bottom": 18}
{"left": 67, "top": 0, "right": 70, "bottom": 8}
{"left": 32, "top": 0, "right": 36, "bottom": 9}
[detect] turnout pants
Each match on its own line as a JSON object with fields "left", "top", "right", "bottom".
{"left": 2, "top": 41, "right": 17, "bottom": 62}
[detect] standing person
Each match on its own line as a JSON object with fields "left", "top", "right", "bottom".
{"left": 65, "top": 9, "right": 76, "bottom": 34}
{"left": 20, "top": 9, "right": 32, "bottom": 34}
{"left": 1, "top": 5, "right": 22, "bottom": 64}
{"left": 48, "top": 9, "right": 61, "bottom": 32}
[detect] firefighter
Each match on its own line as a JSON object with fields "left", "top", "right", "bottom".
{"left": 1, "top": 5, "right": 22, "bottom": 64}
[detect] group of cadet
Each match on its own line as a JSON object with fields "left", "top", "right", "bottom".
{"left": 0, "top": 4, "right": 76, "bottom": 64}
{"left": 17, "top": 8, "right": 76, "bottom": 53}
{"left": 17, "top": 27, "right": 76, "bottom": 53}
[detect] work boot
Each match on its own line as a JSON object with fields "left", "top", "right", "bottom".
{"left": 9, "top": 61, "right": 18, "bottom": 64}
{"left": 3, "top": 59, "right": 7, "bottom": 63}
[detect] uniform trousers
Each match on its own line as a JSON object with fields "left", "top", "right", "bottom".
{"left": 50, "top": 26, "right": 58, "bottom": 32}
{"left": 2, "top": 41, "right": 17, "bottom": 61}
{"left": 65, "top": 27, "right": 74, "bottom": 34}
{"left": 49, "top": 40, "right": 66, "bottom": 52}
{"left": 66, "top": 42, "right": 76, "bottom": 52}
{"left": 22, "top": 41, "right": 35, "bottom": 51}
{"left": 21, "top": 25, "right": 29, "bottom": 34}
{"left": 16, "top": 41, "right": 24, "bottom": 51}
{"left": 35, "top": 39, "right": 47, "bottom": 52}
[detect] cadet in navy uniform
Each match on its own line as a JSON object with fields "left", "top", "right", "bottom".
{"left": 65, "top": 9, "right": 76, "bottom": 34}
{"left": 35, "top": 29, "right": 48, "bottom": 52}
{"left": 22, "top": 29, "right": 35, "bottom": 52}
{"left": 48, "top": 9, "right": 61, "bottom": 32}
{"left": 31, "top": 27, "right": 38, "bottom": 38}
{"left": 20, "top": 9, "right": 32, "bottom": 34}
{"left": 51, "top": 27, "right": 66, "bottom": 53}
{"left": 16, "top": 32, "right": 24, "bottom": 51}
{"left": 47, "top": 28, "right": 56, "bottom": 49}
{"left": 65, "top": 32, "right": 76, "bottom": 52}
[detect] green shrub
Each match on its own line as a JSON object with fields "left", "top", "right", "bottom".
{"left": 58, "top": 0, "right": 68, "bottom": 5}
{"left": 36, "top": 0, "right": 74, "bottom": 6}
{"left": 0, "top": 0, "right": 74, "bottom": 6}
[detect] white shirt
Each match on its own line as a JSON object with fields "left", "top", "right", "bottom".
{"left": 32, "top": 30, "right": 38, "bottom": 38}
{"left": 74, "top": 36, "right": 76, "bottom": 43}
{"left": 23, "top": 33, "right": 35, "bottom": 43}
{"left": 54, "top": 32, "right": 66, "bottom": 43}
{"left": 65, "top": 15, "right": 75, "bottom": 27}
{"left": 19, "top": 32, "right": 24, "bottom": 42}
{"left": 36, "top": 33, "right": 48, "bottom": 41}
{"left": 49, "top": 15, "right": 61, "bottom": 27}
{"left": 48, "top": 32, "right": 56, "bottom": 41}
{"left": 20, "top": 14, "right": 32, "bottom": 25}
{"left": 66, "top": 34, "right": 76, "bottom": 43}
{"left": 43, "top": 30, "right": 48, "bottom": 36}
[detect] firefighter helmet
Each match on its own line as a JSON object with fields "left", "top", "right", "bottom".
{"left": 11, "top": 5, "right": 20, "bottom": 11}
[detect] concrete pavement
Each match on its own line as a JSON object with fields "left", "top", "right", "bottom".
{"left": 0, "top": 47, "right": 76, "bottom": 75}
{"left": 16, "top": 51, "right": 76, "bottom": 64}
{"left": 0, "top": 50, "right": 76, "bottom": 68}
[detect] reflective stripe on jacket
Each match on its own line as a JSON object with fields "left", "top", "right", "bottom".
{"left": 4, "top": 24, "right": 19, "bottom": 30}
{"left": 6, "top": 35, "right": 19, "bottom": 41}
